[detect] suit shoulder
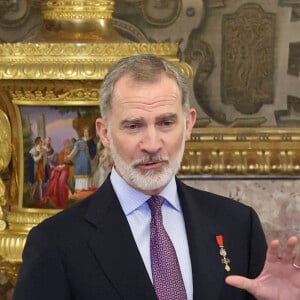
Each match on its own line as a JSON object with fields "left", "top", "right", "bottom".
{"left": 37, "top": 198, "right": 88, "bottom": 230}
{"left": 31, "top": 179, "right": 115, "bottom": 238}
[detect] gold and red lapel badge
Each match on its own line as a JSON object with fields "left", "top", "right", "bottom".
{"left": 216, "top": 235, "right": 231, "bottom": 272}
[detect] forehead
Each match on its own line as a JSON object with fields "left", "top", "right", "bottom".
{"left": 111, "top": 73, "right": 182, "bottom": 114}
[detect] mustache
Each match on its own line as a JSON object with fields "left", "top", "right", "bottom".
{"left": 133, "top": 155, "right": 168, "bottom": 166}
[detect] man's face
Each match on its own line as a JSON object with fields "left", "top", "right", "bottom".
{"left": 96, "top": 73, "right": 196, "bottom": 195}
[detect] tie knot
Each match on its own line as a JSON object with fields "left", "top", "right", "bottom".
{"left": 148, "top": 195, "right": 165, "bottom": 215}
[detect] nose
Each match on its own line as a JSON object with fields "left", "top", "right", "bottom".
{"left": 140, "top": 127, "right": 162, "bottom": 154}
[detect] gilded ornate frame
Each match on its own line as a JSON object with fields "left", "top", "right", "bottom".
{"left": 180, "top": 127, "right": 300, "bottom": 177}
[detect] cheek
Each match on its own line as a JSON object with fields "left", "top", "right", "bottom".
{"left": 110, "top": 134, "right": 136, "bottom": 159}
{"left": 168, "top": 131, "right": 185, "bottom": 150}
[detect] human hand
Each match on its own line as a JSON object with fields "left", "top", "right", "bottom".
{"left": 225, "top": 236, "right": 300, "bottom": 300}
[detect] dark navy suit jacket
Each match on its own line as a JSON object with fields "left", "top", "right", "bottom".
{"left": 14, "top": 177, "right": 267, "bottom": 300}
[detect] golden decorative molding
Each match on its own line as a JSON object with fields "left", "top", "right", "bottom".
{"left": 0, "top": 42, "right": 191, "bottom": 80}
{"left": 35, "top": 0, "right": 124, "bottom": 42}
{"left": 11, "top": 87, "right": 100, "bottom": 106}
{"left": 0, "top": 110, "right": 12, "bottom": 234}
{"left": 0, "top": 233, "right": 27, "bottom": 263}
{"left": 42, "top": 0, "right": 115, "bottom": 20}
{"left": 0, "top": 209, "right": 57, "bottom": 270}
{"left": 7, "top": 210, "right": 56, "bottom": 229}
{"left": 0, "top": 178, "right": 6, "bottom": 231}
{"left": 180, "top": 127, "right": 300, "bottom": 175}
{"left": 0, "top": 111, "right": 11, "bottom": 175}
{"left": 0, "top": 209, "right": 56, "bottom": 269}
{"left": 0, "top": 256, "right": 20, "bottom": 285}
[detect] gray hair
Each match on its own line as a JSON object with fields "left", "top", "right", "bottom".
{"left": 99, "top": 54, "right": 190, "bottom": 122}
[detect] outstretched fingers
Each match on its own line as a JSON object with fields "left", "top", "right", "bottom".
{"left": 226, "top": 237, "right": 300, "bottom": 300}
{"left": 281, "top": 236, "right": 298, "bottom": 263}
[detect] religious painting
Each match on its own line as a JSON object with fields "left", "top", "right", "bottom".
{"left": 18, "top": 105, "right": 111, "bottom": 210}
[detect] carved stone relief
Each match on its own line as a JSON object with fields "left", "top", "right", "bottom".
{"left": 114, "top": 0, "right": 204, "bottom": 53}
{"left": 221, "top": 4, "right": 275, "bottom": 115}
{"left": 141, "top": 0, "right": 182, "bottom": 26}
{"left": 0, "top": 0, "right": 42, "bottom": 42}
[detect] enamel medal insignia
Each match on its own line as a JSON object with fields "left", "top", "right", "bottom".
{"left": 216, "top": 235, "right": 231, "bottom": 272}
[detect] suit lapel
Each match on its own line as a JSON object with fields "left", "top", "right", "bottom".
{"left": 83, "top": 178, "right": 228, "bottom": 299}
{"left": 177, "top": 180, "right": 226, "bottom": 300}
{"left": 84, "top": 179, "right": 156, "bottom": 299}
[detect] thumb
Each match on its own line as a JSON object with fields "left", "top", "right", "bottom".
{"left": 225, "top": 275, "right": 253, "bottom": 292}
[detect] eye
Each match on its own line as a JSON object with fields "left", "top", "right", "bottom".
{"left": 162, "top": 120, "right": 173, "bottom": 126}
{"left": 125, "top": 123, "right": 142, "bottom": 130}
{"left": 158, "top": 119, "right": 175, "bottom": 127}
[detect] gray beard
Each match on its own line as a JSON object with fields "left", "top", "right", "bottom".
{"left": 108, "top": 132, "right": 186, "bottom": 192}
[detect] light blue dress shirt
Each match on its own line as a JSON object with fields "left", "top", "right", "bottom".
{"left": 110, "top": 167, "right": 193, "bottom": 299}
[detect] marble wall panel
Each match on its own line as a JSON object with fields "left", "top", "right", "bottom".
{"left": 183, "top": 178, "right": 300, "bottom": 250}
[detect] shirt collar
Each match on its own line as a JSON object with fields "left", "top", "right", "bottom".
{"left": 110, "top": 167, "right": 181, "bottom": 216}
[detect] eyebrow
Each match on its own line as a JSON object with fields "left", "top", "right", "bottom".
{"left": 120, "top": 117, "right": 142, "bottom": 126}
{"left": 156, "top": 113, "right": 178, "bottom": 122}
{"left": 120, "top": 113, "right": 178, "bottom": 126}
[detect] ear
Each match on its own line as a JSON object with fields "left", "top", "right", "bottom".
{"left": 95, "top": 118, "right": 110, "bottom": 148}
{"left": 185, "top": 108, "right": 197, "bottom": 141}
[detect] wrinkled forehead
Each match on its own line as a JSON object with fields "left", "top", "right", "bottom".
{"left": 115, "top": 69, "right": 179, "bottom": 89}
{"left": 101, "top": 70, "right": 185, "bottom": 123}
{"left": 113, "top": 74, "right": 180, "bottom": 104}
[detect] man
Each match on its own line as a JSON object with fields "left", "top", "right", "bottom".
{"left": 13, "top": 54, "right": 300, "bottom": 300}
{"left": 29, "top": 136, "right": 46, "bottom": 203}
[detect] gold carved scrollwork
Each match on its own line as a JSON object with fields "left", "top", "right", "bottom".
{"left": 0, "top": 110, "right": 12, "bottom": 231}
{"left": 0, "top": 42, "right": 184, "bottom": 80}
{"left": 0, "top": 180, "right": 6, "bottom": 231}
{"left": 42, "top": 0, "right": 115, "bottom": 20}
{"left": 0, "top": 256, "right": 20, "bottom": 286}
{"left": 11, "top": 87, "right": 100, "bottom": 106}
{"left": 180, "top": 128, "right": 300, "bottom": 176}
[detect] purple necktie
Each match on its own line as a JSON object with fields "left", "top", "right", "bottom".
{"left": 148, "top": 195, "right": 187, "bottom": 300}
